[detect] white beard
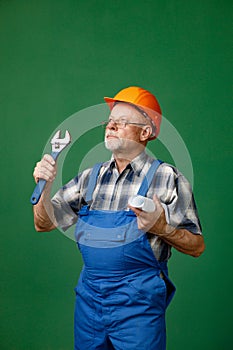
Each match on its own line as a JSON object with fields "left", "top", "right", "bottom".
{"left": 104, "top": 136, "right": 124, "bottom": 152}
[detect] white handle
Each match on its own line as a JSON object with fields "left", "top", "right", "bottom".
{"left": 128, "top": 195, "right": 155, "bottom": 213}
{"left": 128, "top": 195, "right": 170, "bottom": 223}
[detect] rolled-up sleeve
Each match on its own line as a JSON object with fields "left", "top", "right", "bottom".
{"left": 51, "top": 168, "right": 91, "bottom": 231}
{"left": 169, "top": 174, "right": 202, "bottom": 234}
{"left": 52, "top": 188, "right": 78, "bottom": 231}
{"left": 154, "top": 164, "right": 202, "bottom": 235}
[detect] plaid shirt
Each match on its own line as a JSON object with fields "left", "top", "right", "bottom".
{"left": 52, "top": 151, "right": 202, "bottom": 261}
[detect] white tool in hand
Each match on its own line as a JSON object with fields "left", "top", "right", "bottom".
{"left": 128, "top": 195, "right": 170, "bottom": 224}
{"left": 128, "top": 195, "right": 156, "bottom": 213}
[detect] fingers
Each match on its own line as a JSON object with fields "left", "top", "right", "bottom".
{"left": 129, "top": 195, "right": 166, "bottom": 233}
{"left": 33, "top": 154, "right": 57, "bottom": 183}
{"left": 128, "top": 205, "right": 142, "bottom": 217}
{"left": 43, "top": 154, "right": 56, "bottom": 165}
{"left": 152, "top": 194, "right": 164, "bottom": 213}
{"left": 152, "top": 194, "right": 160, "bottom": 207}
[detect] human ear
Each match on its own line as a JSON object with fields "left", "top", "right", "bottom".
{"left": 140, "top": 126, "right": 152, "bottom": 141}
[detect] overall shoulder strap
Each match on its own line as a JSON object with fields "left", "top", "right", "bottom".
{"left": 85, "top": 163, "right": 103, "bottom": 203}
{"left": 137, "top": 159, "right": 163, "bottom": 197}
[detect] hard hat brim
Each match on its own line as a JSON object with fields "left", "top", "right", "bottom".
{"left": 104, "top": 97, "right": 120, "bottom": 109}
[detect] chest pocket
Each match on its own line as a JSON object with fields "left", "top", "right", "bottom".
{"left": 83, "top": 226, "right": 126, "bottom": 242}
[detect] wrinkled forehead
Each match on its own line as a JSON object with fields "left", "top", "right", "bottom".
{"left": 110, "top": 102, "right": 145, "bottom": 122}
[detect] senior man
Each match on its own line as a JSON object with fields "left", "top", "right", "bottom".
{"left": 32, "top": 86, "right": 205, "bottom": 350}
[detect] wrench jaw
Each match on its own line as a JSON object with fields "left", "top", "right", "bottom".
{"left": 51, "top": 130, "right": 71, "bottom": 153}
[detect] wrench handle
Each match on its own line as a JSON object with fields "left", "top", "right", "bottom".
{"left": 30, "top": 179, "right": 47, "bottom": 205}
{"left": 30, "top": 151, "right": 59, "bottom": 205}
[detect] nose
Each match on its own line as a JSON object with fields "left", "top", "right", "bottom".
{"left": 106, "top": 120, "right": 117, "bottom": 130}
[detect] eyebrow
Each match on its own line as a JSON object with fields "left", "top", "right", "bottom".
{"left": 109, "top": 115, "right": 129, "bottom": 119}
{"left": 109, "top": 115, "right": 147, "bottom": 123}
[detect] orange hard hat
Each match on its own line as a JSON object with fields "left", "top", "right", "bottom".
{"left": 104, "top": 86, "right": 162, "bottom": 139}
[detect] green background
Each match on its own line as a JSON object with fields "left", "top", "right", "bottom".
{"left": 1, "top": 0, "right": 232, "bottom": 349}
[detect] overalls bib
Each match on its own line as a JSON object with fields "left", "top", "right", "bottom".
{"left": 74, "top": 160, "right": 176, "bottom": 350}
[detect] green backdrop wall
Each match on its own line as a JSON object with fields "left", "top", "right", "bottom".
{"left": 1, "top": 1, "right": 232, "bottom": 349}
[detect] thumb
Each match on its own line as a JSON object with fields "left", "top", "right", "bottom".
{"left": 152, "top": 194, "right": 163, "bottom": 213}
{"left": 152, "top": 194, "right": 160, "bottom": 206}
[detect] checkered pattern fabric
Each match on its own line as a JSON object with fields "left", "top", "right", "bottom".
{"left": 52, "top": 151, "right": 202, "bottom": 261}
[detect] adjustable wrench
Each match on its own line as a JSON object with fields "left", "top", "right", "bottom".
{"left": 30, "top": 130, "right": 71, "bottom": 205}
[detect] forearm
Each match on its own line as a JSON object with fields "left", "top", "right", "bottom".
{"left": 154, "top": 225, "right": 205, "bottom": 257}
{"left": 149, "top": 213, "right": 205, "bottom": 257}
{"left": 33, "top": 183, "right": 57, "bottom": 232}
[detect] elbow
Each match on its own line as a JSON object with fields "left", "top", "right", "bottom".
{"left": 34, "top": 225, "right": 47, "bottom": 232}
{"left": 34, "top": 222, "right": 56, "bottom": 232}
{"left": 192, "top": 236, "right": 205, "bottom": 258}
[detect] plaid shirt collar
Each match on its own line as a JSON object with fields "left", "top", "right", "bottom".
{"left": 107, "top": 150, "right": 150, "bottom": 176}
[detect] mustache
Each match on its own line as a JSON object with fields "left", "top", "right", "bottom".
{"left": 105, "top": 131, "right": 119, "bottom": 137}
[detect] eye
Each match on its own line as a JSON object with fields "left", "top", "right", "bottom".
{"left": 118, "top": 119, "right": 127, "bottom": 124}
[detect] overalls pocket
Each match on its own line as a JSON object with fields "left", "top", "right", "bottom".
{"left": 78, "top": 228, "right": 127, "bottom": 275}
{"left": 127, "top": 273, "right": 167, "bottom": 312}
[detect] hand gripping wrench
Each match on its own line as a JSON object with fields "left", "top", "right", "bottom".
{"left": 30, "top": 130, "right": 71, "bottom": 205}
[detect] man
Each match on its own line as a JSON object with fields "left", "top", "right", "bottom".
{"left": 32, "top": 86, "right": 205, "bottom": 350}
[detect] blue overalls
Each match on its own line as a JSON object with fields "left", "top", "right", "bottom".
{"left": 74, "top": 160, "right": 176, "bottom": 350}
